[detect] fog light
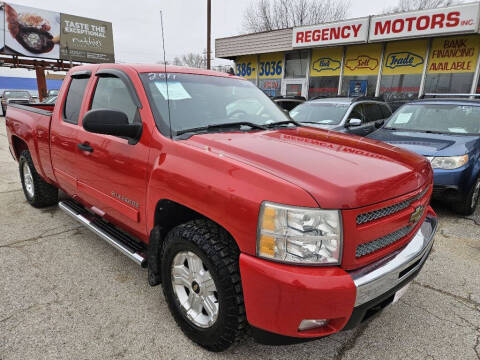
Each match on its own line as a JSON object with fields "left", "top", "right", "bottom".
{"left": 298, "top": 319, "right": 328, "bottom": 331}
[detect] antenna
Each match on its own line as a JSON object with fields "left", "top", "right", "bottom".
{"left": 160, "top": 10, "right": 173, "bottom": 138}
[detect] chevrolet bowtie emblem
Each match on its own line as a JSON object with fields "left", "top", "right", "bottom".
{"left": 410, "top": 206, "right": 424, "bottom": 223}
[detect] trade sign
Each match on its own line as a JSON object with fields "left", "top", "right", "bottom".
{"left": 310, "top": 47, "right": 343, "bottom": 76}
{"left": 369, "top": 3, "right": 480, "bottom": 42}
{"left": 427, "top": 35, "right": 480, "bottom": 73}
{"left": 383, "top": 39, "right": 427, "bottom": 75}
{"left": 292, "top": 17, "right": 369, "bottom": 48}
{"left": 258, "top": 52, "right": 283, "bottom": 79}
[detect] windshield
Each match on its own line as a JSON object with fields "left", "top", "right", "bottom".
{"left": 3, "top": 91, "right": 30, "bottom": 99}
{"left": 385, "top": 103, "right": 480, "bottom": 135}
{"left": 141, "top": 73, "right": 290, "bottom": 135}
{"left": 290, "top": 102, "right": 349, "bottom": 125}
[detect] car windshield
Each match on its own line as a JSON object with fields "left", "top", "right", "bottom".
{"left": 4, "top": 91, "right": 30, "bottom": 98}
{"left": 385, "top": 103, "right": 480, "bottom": 135}
{"left": 289, "top": 102, "right": 349, "bottom": 125}
{"left": 141, "top": 73, "right": 290, "bottom": 134}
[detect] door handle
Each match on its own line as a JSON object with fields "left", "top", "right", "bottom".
{"left": 78, "top": 142, "right": 94, "bottom": 153}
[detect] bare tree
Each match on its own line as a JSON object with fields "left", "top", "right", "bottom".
{"left": 383, "top": 0, "right": 458, "bottom": 14}
{"left": 243, "top": 0, "right": 351, "bottom": 33}
{"left": 170, "top": 52, "right": 206, "bottom": 68}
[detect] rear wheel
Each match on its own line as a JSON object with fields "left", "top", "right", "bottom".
{"left": 19, "top": 150, "right": 58, "bottom": 208}
{"left": 452, "top": 177, "right": 480, "bottom": 215}
{"left": 161, "top": 220, "right": 246, "bottom": 351}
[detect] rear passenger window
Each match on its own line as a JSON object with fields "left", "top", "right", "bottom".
{"left": 63, "top": 77, "right": 89, "bottom": 124}
{"left": 91, "top": 77, "right": 137, "bottom": 124}
{"left": 363, "top": 103, "right": 383, "bottom": 121}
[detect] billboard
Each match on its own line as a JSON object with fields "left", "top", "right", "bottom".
{"left": 0, "top": 2, "right": 114, "bottom": 63}
{"left": 60, "top": 14, "right": 114, "bottom": 63}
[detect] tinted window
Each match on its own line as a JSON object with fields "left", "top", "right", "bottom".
{"left": 91, "top": 77, "right": 137, "bottom": 124}
{"left": 290, "top": 102, "right": 349, "bottom": 125}
{"left": 380, "top": 104, "right": 392, "bottom": 118}
{"left": 362, "top": 103, "right": 383, "bottom": 121}
{"left": 349, "top": 104, "right": 365, "bottom": 122}
{"left": 63, "top": 77, "right": 89, "bottom": 124}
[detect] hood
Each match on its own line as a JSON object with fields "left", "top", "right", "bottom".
{"left": 185, "top": 128, "right": 431, "bottom": 209}
{"left": 369, "top": 128, "right": 479, "bottom": 157}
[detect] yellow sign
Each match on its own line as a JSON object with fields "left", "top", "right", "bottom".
{"left": 235, "top": 55, "right": 257, "bottom": 80}
{"left": 382, "top": 39, "right": 427, "bottom": 75}
{"left": 343, "top": 44, "right": 382, "bottom": 76}
{"left": 258, "top": 52, "right": 283, "bottom": 79}
{"left": 428, "top": 35, "right": 480, "bottom": 74}
{"left": 310, "top": 47, "right": 343, "bottom": 77}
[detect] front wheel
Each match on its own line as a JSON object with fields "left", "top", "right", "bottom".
{"left": 453, "top": 177, "right": 480, "bottom": 215}
{"left": 161, "top": 220, "right": 247, "bottom": 351}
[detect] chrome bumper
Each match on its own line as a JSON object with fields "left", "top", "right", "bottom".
{"left": 350, "top": 213, "right": 438, "bottom": 307}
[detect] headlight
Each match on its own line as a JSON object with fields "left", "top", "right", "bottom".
{"left": 257, "top": 202, "right": 342, "bottom": 265}
{"left": 426, "top": 155, "right": 468, "bottom": 170}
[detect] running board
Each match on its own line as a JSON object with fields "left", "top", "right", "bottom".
{"left": 59, "top": 200, "right": 146, "bottom": 266}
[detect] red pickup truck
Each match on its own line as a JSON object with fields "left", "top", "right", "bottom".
{"left": 5, "top": 64, "right": 437, "bottom": 351}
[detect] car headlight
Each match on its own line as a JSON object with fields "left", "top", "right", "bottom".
{"left": 257, "top": 202, "right": 342, "bottom": 265}
{"left": 426, "top": 155, "right": 468, "bottom": 170}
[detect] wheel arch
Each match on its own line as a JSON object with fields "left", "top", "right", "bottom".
{"left": 11, "top": 135, "right": 29, "bottom": 160}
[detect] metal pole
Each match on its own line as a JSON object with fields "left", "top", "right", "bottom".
{"left": 337, "top": 46, "right": 346, "bottom": 96}
{"left": 418, "top": 38, "right": 431, "bottom": 98}
{"left": 470, "top": 46, "right": 480, "bottom": 96}
{"left": 207, "top": 0, "right": 211, "bottom": 70}
{"left": 375, "top": 43, "right": 386, "bottom": 97}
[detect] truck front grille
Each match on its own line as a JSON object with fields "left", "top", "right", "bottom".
{"left": 356, "top": 186, "right": 429, "bottom": 225}
{"left": 356, "top": 225, "right": 413, "bottom": 258}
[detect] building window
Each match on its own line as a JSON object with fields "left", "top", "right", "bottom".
{"left": 258, "top": 79, "right": 281, "bottom": 97}
{"left": 340, "top": 44, "right": 383, "bottom": 97}
{"left": 309, "top": 76, "right": 339, "bottom": 98}
{"left": 284, "top": 50, "right": 309, "bottom": 78}
{"left": 424, "top": 35, "right": 479, "bottom": 95}
{"left": 380, "top": 74, "right": 422, "bottom": 101}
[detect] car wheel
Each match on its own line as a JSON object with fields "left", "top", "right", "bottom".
{"left": 161, "top": 219, "right": 247, "bottom": 351}
{"left": 19, "top": 150, "right": 58, "bottom": 208}
{"left": 453, "top": 177, "right": 480, "bottom": 215}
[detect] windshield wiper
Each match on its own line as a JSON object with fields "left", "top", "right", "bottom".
{"left": 264, "top": 119, "right": 302, "bottom": 128}
{"left": 176, "top": 121, "right": 267, "bottom": 136}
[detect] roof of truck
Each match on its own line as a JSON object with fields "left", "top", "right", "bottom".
{"left": 70, "top": 63, "right": 240, "bottom": 79}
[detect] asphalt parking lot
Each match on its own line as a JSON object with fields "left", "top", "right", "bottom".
{"left": 0, "top": 118, "right": 479, "bottom": 360}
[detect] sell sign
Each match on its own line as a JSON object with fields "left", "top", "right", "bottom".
{"left": 292, "top": 17, "right": 369, "bottom": 48}
{"left": 369, "top": 3, "right": 480, "bottom": 42}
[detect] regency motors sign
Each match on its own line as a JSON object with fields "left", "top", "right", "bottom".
{"left": 369, "top": 3, "right": 480, "bottom": 42}
{"left": 292, "top": 17, "right": 369, "bottom": 48}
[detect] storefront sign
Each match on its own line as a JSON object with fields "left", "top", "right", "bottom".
{"left": 343, "top": 44, "right": 383, "bottom": 76}
{"left": 427, "top": 35, "right": 480, "bottom": 73}
{"left": 235, "top": 55, "right": 257, "bottom": 80}
{"left": 258, "top": 52, "right": 283, "bottom": 79}
{"left": 383, "top": 39, "right": 427, "bottom": 75}
{"left": 310, "top": 47, "right": 343, "bottom": 76}
{"left": 60, "top": 14, "right": 114, "bottom": 63}
{"left": 292, "top": 17, "right": 369, "bottom": 48}
{"left": 369, "top": 3, "right": 480, "bottom": 42}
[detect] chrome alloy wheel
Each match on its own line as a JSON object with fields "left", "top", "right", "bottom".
{"left": 171, "top": 251, "right": 219, "bottom": 328}
{"left": 472, "top": 178, "right": 480, "bottom": 209}
{"left": 23, "top": 161, "right": 34, "bottom": 198}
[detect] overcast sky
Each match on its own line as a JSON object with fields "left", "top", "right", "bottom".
{"left": 10, "top": 0, "right": 405, "bottom": 66}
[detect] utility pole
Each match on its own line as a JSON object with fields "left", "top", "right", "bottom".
{"left": 207, "top": 0, "right": 211, "bottom": 69}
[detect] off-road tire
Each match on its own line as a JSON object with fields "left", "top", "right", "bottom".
{"left": 452, "top": 176, "right": 480, "bottom": 215}
{"left": 161, "top": 219, "right": 247, "bottom": 351}
{"left": 19, "top": 150, "right": 58, "bottom": 208}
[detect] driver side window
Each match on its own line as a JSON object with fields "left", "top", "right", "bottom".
{"left": 349, "top": 104, "right": 364, "bottom": 122}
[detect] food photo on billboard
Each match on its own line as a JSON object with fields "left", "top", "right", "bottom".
{"left": 3, "top": 2, "right": 60, "bottom": 59}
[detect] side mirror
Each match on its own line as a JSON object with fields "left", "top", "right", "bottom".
{"left": 82, "top": 109, "right": 142, "bottom": 143}
{"left": 347, "top": 118, "right": 362, "bottom": 127}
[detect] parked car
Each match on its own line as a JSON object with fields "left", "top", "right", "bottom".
{"left": 368, "top": 98, "right": 480, "bottom": 215}
{"left": 290, "top": 97, "right": 392, "bottom": 136}
{"left": 5, "top": 64, "right": 437, "bottom": 351}
{"left": 273, "top": 95, "right": 305, "bottom": 111}
{"left": 1, "top": 90, "right": 32, "bottom": 115}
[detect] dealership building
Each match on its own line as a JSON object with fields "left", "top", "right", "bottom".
{"left": 216, "top": 2, "right": 480, "bottom": 102}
